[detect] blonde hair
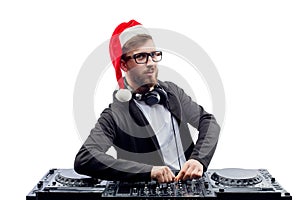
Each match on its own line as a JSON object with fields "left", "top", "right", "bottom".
{"left": 121, "top": 34, "right": 153, "bottom": 59}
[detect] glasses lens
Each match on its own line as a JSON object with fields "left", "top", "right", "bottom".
{"left": 134, "top": 53, "right": 148, "bottom": 64}
{"left": 151, "top": 51, "right": 162, "bottom": 62}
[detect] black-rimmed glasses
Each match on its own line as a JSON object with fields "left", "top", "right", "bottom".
{"left": 124, "top": 51, "right": 162, "bottom": 64}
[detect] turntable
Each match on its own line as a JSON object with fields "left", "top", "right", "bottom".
{"left": 27, "top": 168, "right": 292, "bottom": 200}
{"left": 50, "top": 168, "right": 102, "bottom": 187}
{"left": 26, "top": 169, "right": 106, "bottom": 200}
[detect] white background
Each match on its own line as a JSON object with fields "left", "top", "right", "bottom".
{"left": 1, "top": 0, "right": 299, "bottom": 199}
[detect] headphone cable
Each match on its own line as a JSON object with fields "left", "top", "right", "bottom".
{"left": 166, "top": 100, "right": 182, "bottom": 170}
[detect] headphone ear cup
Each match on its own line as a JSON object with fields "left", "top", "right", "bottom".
{"left": 144, "top": 91, "right": 160, "bottom": 106}
{"left": 155, "top": 86, "right": 168, "bottom": 105}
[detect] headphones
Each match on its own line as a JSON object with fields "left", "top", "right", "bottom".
{"left": 133, "top": 84, "right": 168, "bottom": 106}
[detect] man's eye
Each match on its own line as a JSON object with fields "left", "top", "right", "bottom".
{"left": 154, "top": 52, "right": 162, "bottom": 56}
{"left": 135, "top": 54, "right": 147, "bottom": 60}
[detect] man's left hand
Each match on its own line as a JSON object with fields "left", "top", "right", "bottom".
{"left": 174, "top": 159, "right": 203, "bottom": 181}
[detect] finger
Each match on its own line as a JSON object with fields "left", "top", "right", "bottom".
{"left": 157, "top": 167, "right": 171, "bottom": 183}
{"left": 174, "top": 171, "right": 183, "bottom": 181}
{"left": 167, "top": 168, "right": 175, "bottom": 178}
{"left": 155, "top": 168, "right": 165, "bottom": 183}
{"left": 158, "top": 177, "right": 164, "bottom": 183}
{"left": 157, "top": 173, "right": 165, "bottom": 183}
{"left": 166, "top": 172, "right": 174, "bottom": 182}
{"left": 190, "top": 168, "right": 202, "bottom": 179}
{"left": 164, "top": 168, "right": 175, "bottom": 182}
{"left": 164, "top": 174, "right": 171, "bottom": 183}
{"left": 175, "top": 168, "right": 186, "bottom": 181}
{"left": 182, "top": 166, "right": 194, "bottom": 180}
{"left": 175, "top": 161, "right": 193, "bottom": 181}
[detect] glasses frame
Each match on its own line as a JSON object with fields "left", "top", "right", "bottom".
{"left": 123, "top": 51, "right": 162, "bottom": 64}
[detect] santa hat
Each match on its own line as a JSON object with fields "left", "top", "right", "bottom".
{"left": 109, "top": 20, "right": 150, "bottom": 102}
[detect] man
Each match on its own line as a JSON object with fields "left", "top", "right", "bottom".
{"left": 74, "top": 20, "right": 220, "bottom": 183}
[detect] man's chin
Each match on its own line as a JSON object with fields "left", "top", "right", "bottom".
{"left": 135, "top": 84, "right": 151, "bottom": 94}
{"left": 135, "top": 81, "right": 157, "bottom": 94}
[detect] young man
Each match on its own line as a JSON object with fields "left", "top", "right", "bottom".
{"left": 74, "top": 20, "right": 220, "bottom": 183}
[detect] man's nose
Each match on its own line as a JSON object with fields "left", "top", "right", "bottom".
{"left": 146, "top": 55, "right": 155, "bottom": 67}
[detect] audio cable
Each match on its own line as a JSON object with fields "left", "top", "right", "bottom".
{"left": 166, "top": 100, "right": 182, "bottom": 170}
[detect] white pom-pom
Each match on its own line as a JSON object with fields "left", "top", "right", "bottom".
{"left": 115, "top": 89, "right": 132, "bottom": 102}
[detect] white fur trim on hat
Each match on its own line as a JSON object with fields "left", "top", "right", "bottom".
{"left": 115, "top": 89, "right": 132, "bottom": 102}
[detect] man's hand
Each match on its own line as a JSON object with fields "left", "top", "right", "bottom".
{"left": 174, "top": 159, "right": 203, "bottom": 181}
{"left": 151, "top": 166, "right": 175, "bottom": 183}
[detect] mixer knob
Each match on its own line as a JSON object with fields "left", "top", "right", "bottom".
{"left": 156, "top": 186, "right": 160, "bottom": 195}
{"left": 143, "top": 184, "right": 149, "bottom": 195}
{"left": 191, "top": 179, "right": 196, "bottom": 190}
{"left": 132, "top": 187, "right": 138, "bottom": 196}
{"left": 167, "top": 186, "right": 172, "bottom": 195}
{"left": 144, "top": 187, "right": 149, "bottom": 196}
{"left": 177, "top": 185, "right": 183, "bottom": 196}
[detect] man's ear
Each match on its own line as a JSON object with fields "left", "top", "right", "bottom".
{"left": 120, "top": 59, "right": 128, "bottom": 72}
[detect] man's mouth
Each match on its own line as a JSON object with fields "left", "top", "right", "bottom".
{"left": 144, "top": 71, "right": 154, "bottom": 75}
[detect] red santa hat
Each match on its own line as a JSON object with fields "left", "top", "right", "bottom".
{"left": 109, "top": 19, "right": 149, "bottom": 89}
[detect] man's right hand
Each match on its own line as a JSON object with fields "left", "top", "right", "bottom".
{"left": 151, "top": 166, "right": 175, "bottom": 183}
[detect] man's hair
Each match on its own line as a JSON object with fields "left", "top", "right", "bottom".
{"left": 121, "top": 34, "right": 153, "bottom": 59}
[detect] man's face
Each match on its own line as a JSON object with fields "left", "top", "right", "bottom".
{"left": 121, "top": 39, "right": 158, "bottom": 92}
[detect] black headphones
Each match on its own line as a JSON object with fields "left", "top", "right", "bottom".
{"left": 133, "top": 84, "right": 168, "bottom": 106}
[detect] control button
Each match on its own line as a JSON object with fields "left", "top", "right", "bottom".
{"left": 204, "top": 181, "right": 209, "bottom": 188}
{"left": 37, "top": 181, "right": 43, "bottom": 189}
{"left": 271, "top": 177, "right": 276, "bottom": 183}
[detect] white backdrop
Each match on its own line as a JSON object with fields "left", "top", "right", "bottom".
{"left": 0, "top": 1, "right": 299, "bottom": 199}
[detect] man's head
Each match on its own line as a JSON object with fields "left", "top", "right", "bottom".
{"left": 121, "top": 34, "right": 161, "bottom": 93}
{"left": 109, "top": 20, "right": 162, "bottom": 93}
